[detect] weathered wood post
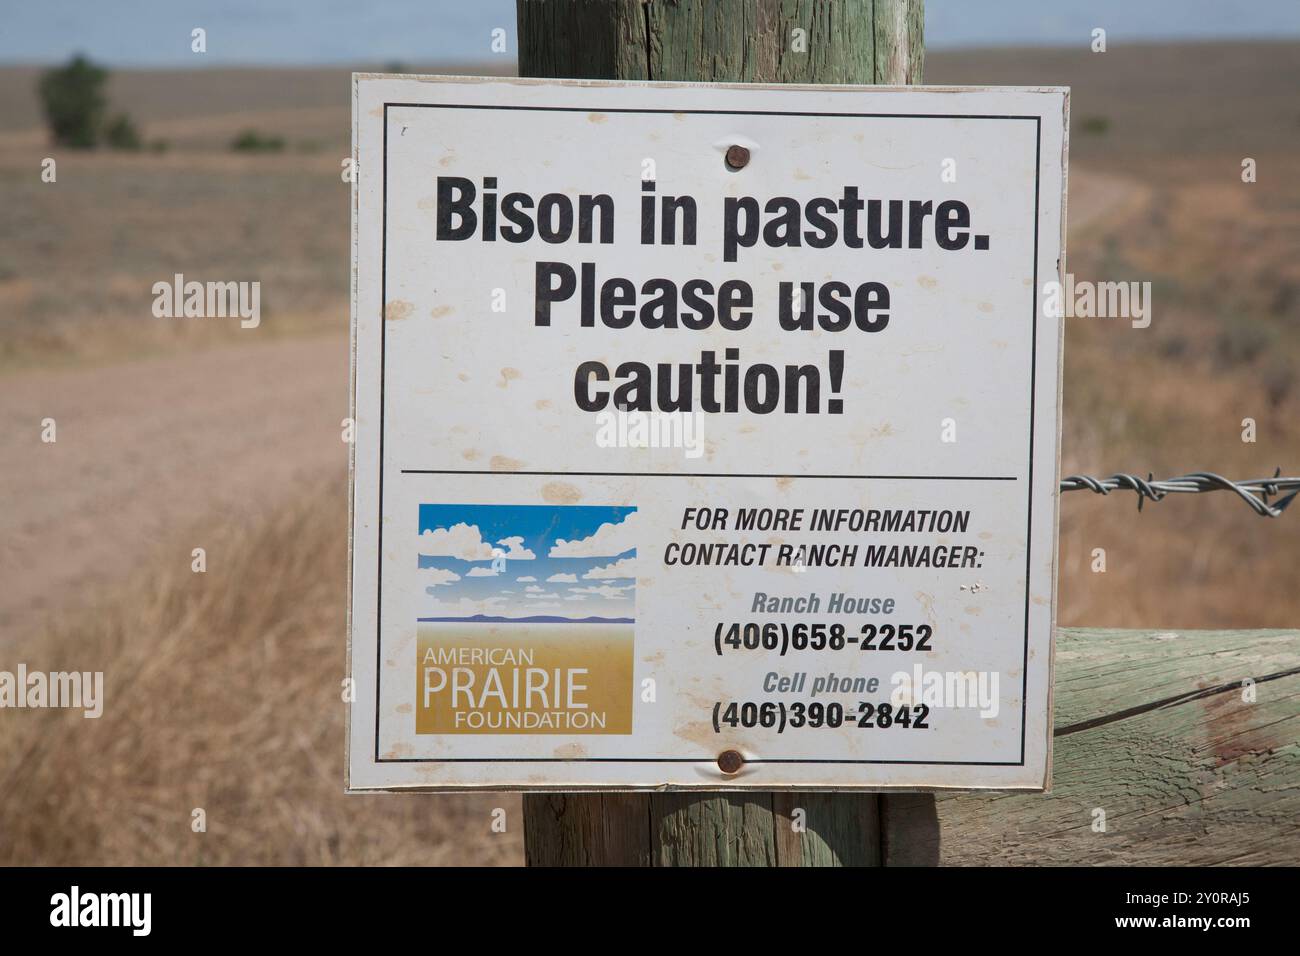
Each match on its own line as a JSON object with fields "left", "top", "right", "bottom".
{"left": 516, "top": 0, "right": 934, "bottom": 866}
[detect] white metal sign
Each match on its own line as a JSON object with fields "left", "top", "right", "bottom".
{"left": 347, "top": 74, "right": 1067, "bottom": 791}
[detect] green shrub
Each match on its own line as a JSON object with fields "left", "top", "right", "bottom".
{"left": 37, "top": 55, "right": 108, "bottom": 148}
{"left": 1214, "top": 314, "right": 1278, "bottom": 367}
{"left": 230, "top": 130, "right": 285, "bottom": 153}
{"left": 105, "top": 113, "right": 142, "bottom": 151}
{"left": 1263, "top": 361, "right": 1294, "bottom": 410}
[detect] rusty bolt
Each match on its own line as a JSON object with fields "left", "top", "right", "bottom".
{"left": 717, "top": 749, "right": 744, "bottom": 774}
{"left": 724, "top": 145, "right": 750, "bottom": 170}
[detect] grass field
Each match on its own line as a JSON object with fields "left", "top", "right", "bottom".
{"left": 0, "top": 43, "right": 1296, "bottom": 864}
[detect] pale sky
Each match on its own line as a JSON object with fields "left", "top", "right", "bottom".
{"left": 2, "top": 0, "right": 1297, "bottom": 66}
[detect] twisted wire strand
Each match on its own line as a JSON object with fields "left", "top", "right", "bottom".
{"left": 1059, "top": 469, "right": 1300, "bottom": 517}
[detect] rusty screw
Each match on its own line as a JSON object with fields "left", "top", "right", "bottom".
{"left": 717, "top": 749, "right": 744, "bottom": 774}
{"left": 724, "top": 145, "right": 750, "bottom": 170}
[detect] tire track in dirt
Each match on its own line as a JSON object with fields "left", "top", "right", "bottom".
{"left": 1068, "top": 166, "right": 1149, "bottom": 238}
{"left": 0, "top": 334, "right": 350, "bottom": 639}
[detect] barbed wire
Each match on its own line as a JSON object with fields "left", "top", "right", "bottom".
{"left": 1059, "top": 469, "right": 1299, "bottom": 517}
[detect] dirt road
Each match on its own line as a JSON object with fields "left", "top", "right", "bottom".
{"left": 0, "top": 334, "right": 350, "bottom": 638}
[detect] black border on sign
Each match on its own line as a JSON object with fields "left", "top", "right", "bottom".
{"left": 373, "top": 102, "right": 1043, "bottom": 768}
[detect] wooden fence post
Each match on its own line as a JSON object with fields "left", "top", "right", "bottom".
{"left": 516, "top": 0, "right": 934, "bottom": 866}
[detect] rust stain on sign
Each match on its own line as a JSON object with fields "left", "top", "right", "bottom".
{"left": 384, "top": 299, "right": 414, "bottom": 321}
{"left": 541, "top": 481, "right": 582, "bottom": 504}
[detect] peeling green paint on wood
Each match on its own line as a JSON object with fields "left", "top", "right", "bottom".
{"left": 935, "top": 628, "right": 1300, "bottom": 866}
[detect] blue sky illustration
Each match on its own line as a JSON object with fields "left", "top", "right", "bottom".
{"left": 417, "top": 503, "right": 636, "bottom": 621}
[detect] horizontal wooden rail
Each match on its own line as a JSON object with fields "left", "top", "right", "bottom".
{"left": 935, "top": 627, "right": 1299, "bottom": 865}
{"left": 524, "top": 629, "right": 1299, "bottom": 865}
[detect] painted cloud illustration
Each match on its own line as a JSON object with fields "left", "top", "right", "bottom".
{"left": 417, "top": 504, "right": 636, "bottom": 621}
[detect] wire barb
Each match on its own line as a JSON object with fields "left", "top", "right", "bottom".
{"left": 1059, "top": 469, "right": 1300, "bottom": 518}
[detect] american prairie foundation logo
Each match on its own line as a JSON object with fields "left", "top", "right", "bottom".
{"left": 414, "top": 503, "right": 636, "bottom": 734}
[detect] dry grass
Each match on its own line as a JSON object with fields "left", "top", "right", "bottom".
{"left": 926, "top": 41, "right": 1300, "bottom": 172}
{"left": 1055, "top": 149, "right": 1300, "bottom": 628}
{"left": 0, "top": 474, "right": 522, "bottom": 865}
{"left": 0, "top": 148, "right": 352, "bottom": 371}
{"left": 1, "top": 45, "right": 1297, "bottom": 863}
{"left": 0, "top": 62, "right": 510, "bottom": 371}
